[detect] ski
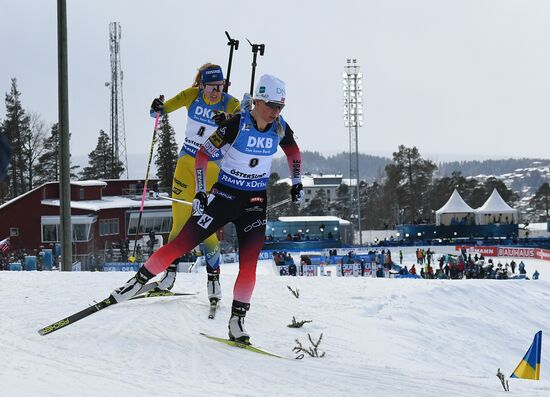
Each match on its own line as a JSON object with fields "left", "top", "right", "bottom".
{"left": 200, "top": 332, "right": 286, "bottom": 359}
{"left": 38, "top": 296, "right": 116, "bottom": 336}
{"left": 130, "top": 289, "right": 197, "bottom": 300}
{"left": 38, "top": 281, "right": 180, "bottom": 336}
{"left": 208, "top": 299, "right": 218, "bottom": 319}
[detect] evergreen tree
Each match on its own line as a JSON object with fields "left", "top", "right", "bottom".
{"left": 80, "top": 130, "right": 124, "bottom": 180}
{"left": 384, "top": 145, "right": 437, "bottom": 224}
{"left": 302, "top": 188, "right": 328, "bottom": 216}
{"left": 34, "top": 122, "right": 79, "bottom": 184}
{"left": 35, "top": 123, "right": 60, "bottom": 185}
{"left": 333, "top": 183, "right": 351, "bottom": 220}
{"left": 529, "top": 182, "right": 550, "bottom": 222}
{"left": 1, "top": 78, "right": 30, "bottom": 198}
{"left": 266, "top": 172, "right": 293, "bottom": 220}
{"left": 154, "top": 113, "right": 178, "bottom": 192}
{"left": 361, "top": 181, "right": 392, "bottom": 229}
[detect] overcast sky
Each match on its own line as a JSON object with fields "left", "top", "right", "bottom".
{"left": 2, "top": 0, "right": 550, "bottom": 169}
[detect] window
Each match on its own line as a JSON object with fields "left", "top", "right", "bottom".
{"left": 42, "top": 224, "right": 59, "bottom": 242}
{"left": 99, "top": 219, "right": 119, "bottom": 236}
{"left": 41, "top": 215, "right": 95, "bottom": 242}
{"left": 9, "top": 227, "right": 19, "bottom": 237}
{"left": 73, "top": 224, "right": 91, "bottom": 241}
{"left": 127, "top": 211, "right": 173, "bottom": 235}
{"left": 79, "top": 188, "right": 85, "bottom": 199}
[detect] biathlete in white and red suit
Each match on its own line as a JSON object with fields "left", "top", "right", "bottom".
{"left": 111, "top": 74, "right": 305, "bottom": 344}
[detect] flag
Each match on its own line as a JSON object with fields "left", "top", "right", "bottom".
{"left": 0, "top": 237, "right": 11, "bottom": 254}
{"left": 511, "top": 330, "right": 542, "bottom": 380}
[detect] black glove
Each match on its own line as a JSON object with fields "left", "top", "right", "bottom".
{"left": 291, "top": 183, "right": 305, "bottom": 204}
{"left": 150, "top": 96, "right": 164, "bottom": 113}
{"left": 212, "top": 111, "right": 227, "bottom": 126}
{"left": 192, "top": 191, "right": 208, "bottom": 216}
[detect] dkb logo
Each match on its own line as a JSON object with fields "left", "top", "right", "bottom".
{"left": 247, "top": 136, "right": 273, "bottom": 149}
{"left": 194, "top": 106, "right": 213, "bottom": 119}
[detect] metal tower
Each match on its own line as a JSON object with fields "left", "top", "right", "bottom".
{"left": 108, "top": 22, "right": 128, "bottom": 178}
{"left": 343, "top": 59, "right": 363, "bottom": 245}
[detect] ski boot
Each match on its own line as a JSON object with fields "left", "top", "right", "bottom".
{"left": 228, "top": 301, "right": 250, "bottom": 345}
{"left": 110, "top": 266, "right": 154, "bottom": 303}
{"left": 207, "top": 269, "right": 222, "bottom": 303}
{"left": 153, "top": 261, "right": 177, "bottom": 293}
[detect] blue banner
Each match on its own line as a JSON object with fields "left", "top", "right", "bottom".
{"left": 102, "top": 262, "right": 141, "bottom": 272}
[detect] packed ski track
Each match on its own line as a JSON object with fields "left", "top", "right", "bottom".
{"left": 2, "top": 251, "right": 550, "bottom": 397}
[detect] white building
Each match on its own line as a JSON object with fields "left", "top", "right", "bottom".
{"left": 279, "top": 173, "right": 357, "bottom": 204}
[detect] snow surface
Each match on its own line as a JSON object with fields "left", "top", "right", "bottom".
{"left": 2, "top": 250, "right": 550, "bottom": 397}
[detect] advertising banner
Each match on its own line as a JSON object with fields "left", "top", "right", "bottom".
{"left": 302, "top": 264, "right": 318, "bottom": 277}
{"left": 456, "top": 246, "right": 550, "bottom": 261}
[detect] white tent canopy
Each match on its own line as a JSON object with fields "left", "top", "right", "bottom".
{"left": 475, "top": 188, "right": 518, "bottom": 224}
{"left": 435, "top": 189, "right": 475, "bottom": 225}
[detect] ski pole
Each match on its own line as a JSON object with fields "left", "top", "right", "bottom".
{"left": 267, "top": 197, "right": 292, "bottom": 211}
{"left": 224, "top": 31, "right": 239, "bottom": 93}
{"left": 148, "top": 191, "right": 193, "bottom": 206}
{"left": 246, "top": 38, "right": 265, "bottom": 95}
{"left": 129, "top": 100, "right": 163, "bottom": 263}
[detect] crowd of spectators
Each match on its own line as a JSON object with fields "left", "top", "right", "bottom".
{"left": 402, "top": 250, "right": 538, "bottom": 280}
{"left": 0, "top": 248, "right": 49, "bottom": 271}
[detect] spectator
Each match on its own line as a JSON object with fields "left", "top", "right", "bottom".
{"left": 288, "top": 262, "right": 297, "bottom": 276}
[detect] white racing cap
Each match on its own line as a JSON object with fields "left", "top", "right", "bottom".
{"left": 253, "top": 74, "right": 286, "bottom": 104}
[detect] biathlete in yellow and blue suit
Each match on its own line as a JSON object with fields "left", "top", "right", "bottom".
{"left": 150, "top": 63, "right": 240, "bottom": 304}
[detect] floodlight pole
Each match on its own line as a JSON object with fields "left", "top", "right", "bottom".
{"left": 57, "top": 0, "right": 73, "bottom": 271}
{"left": 343, "top": 59, "right": 364, "bottom": 246}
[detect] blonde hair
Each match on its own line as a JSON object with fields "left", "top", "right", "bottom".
{"left": 275, "top": 117, "right": 284, "bottom": 137}
{"left": 192, "top": 63, "right": 222, "bottom": 87}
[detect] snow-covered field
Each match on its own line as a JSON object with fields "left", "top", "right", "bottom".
{"left": 1, "top": 250, "right": 549, "bottom": 397}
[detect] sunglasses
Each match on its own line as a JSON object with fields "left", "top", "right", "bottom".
{"left": 265, "top": 101, "right": 285, "bottom": 111}
{"left": 203, "top": 83, "right": 224, "bottom": 93}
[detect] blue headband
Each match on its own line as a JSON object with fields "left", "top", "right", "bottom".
{"left": 201, "top": 68, "right": 224, "bottom": 84}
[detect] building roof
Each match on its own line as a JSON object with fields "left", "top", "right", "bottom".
{"left": 435, "top": 189, "right": 475, "bottom": 214}
{"left": 476, "top": 188, "right": 517, "bottom": 214}
{"left": 278, "top": 173, "right": 357, "bottom": 188}
{"left": 70, "top": 180, "right": 108, "bottom": 187}
{"left": 278, "top": 216, "right": 351, "bottom": 225}
{"left": 41, "top": 196, "right": 171, "bottom": 212}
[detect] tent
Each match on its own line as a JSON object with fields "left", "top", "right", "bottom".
{"left": 435, "top": 189, "right": 475, "bottom": 226}
{"left": 475, "top": 188, "right": 518, "bottom": 225}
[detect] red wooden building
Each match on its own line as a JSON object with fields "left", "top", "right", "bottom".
{"left": 0, "top": 179, "right": 172, "bottom": 267}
